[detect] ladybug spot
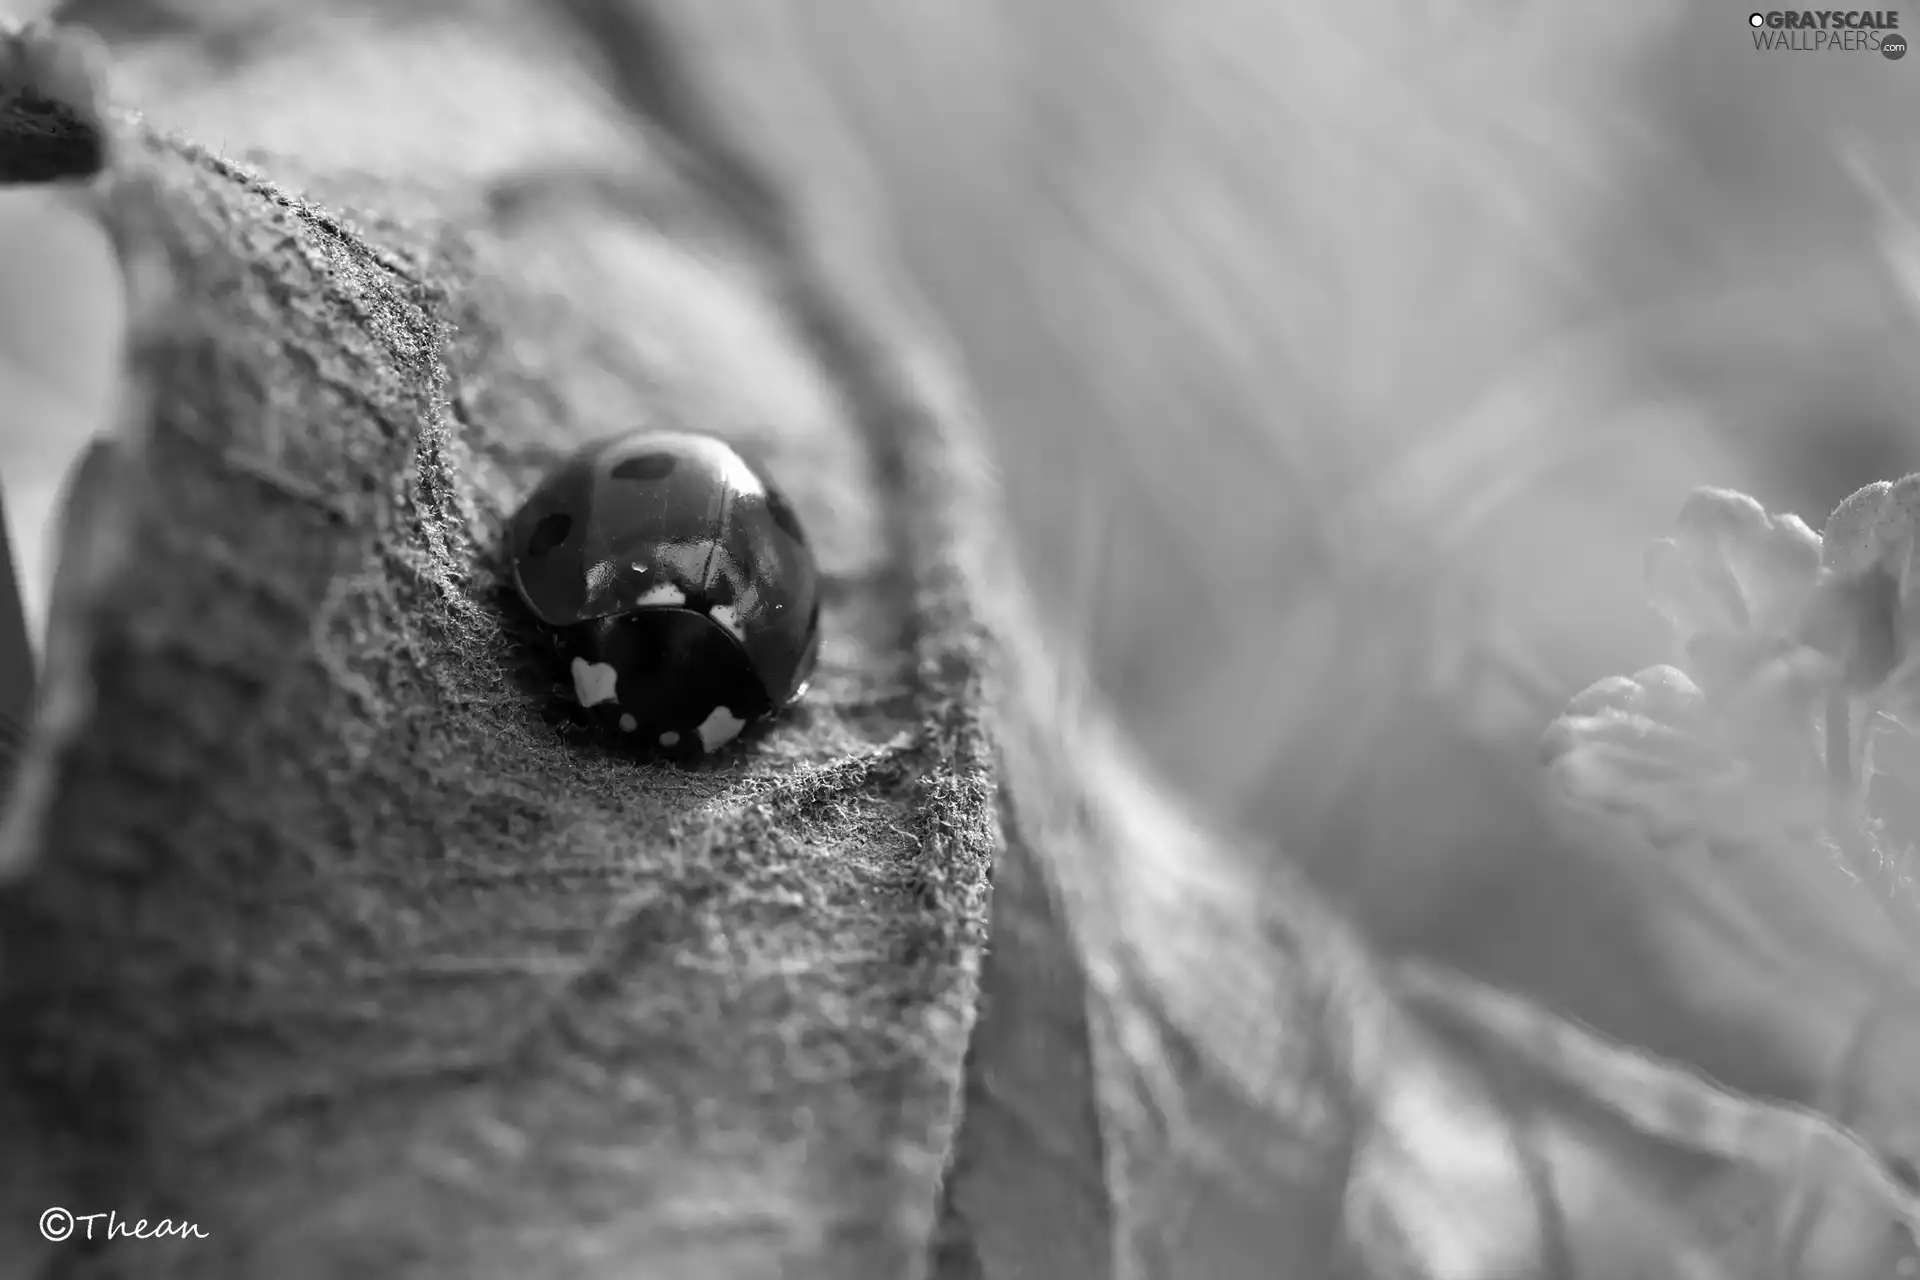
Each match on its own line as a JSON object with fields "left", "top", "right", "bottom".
{"left": 764, "top": 489, "right": 808, "bottom": 545}
{"left": 570, "top": 657, "right": 621, "bottom": 708}
{"left": 696, "top": 706, "right": 747, "bottom": 752}
{"left": 709, "top": 603, "right": 745, "bottom": 642}
{"left": 612, "top": 451, "right": 678, "bottom": 482}
{"left": 635, "top": 582, "right": 688, "bottom": 607}
{"left": 526, "top": 512, "right": 572, "bottom": 556}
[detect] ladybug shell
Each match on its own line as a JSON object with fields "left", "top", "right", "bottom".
{"left": 507, "top": 431, "right": 822, "bottom": 751}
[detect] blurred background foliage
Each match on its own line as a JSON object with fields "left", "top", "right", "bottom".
{"left": 726, "top": 0, "right": 1920, "bottom": 965}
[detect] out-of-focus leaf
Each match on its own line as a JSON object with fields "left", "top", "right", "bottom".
{"left": 1399, "top": 958, "right": 1920, "bottom": 1280}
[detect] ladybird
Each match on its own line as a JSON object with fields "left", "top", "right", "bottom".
{"left": 506, "top": 430, "right": 822, "bottom": 758}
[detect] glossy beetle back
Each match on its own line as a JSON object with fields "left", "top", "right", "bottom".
{"left": 507, "top": 431, "right": 822, "bottom": 747}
